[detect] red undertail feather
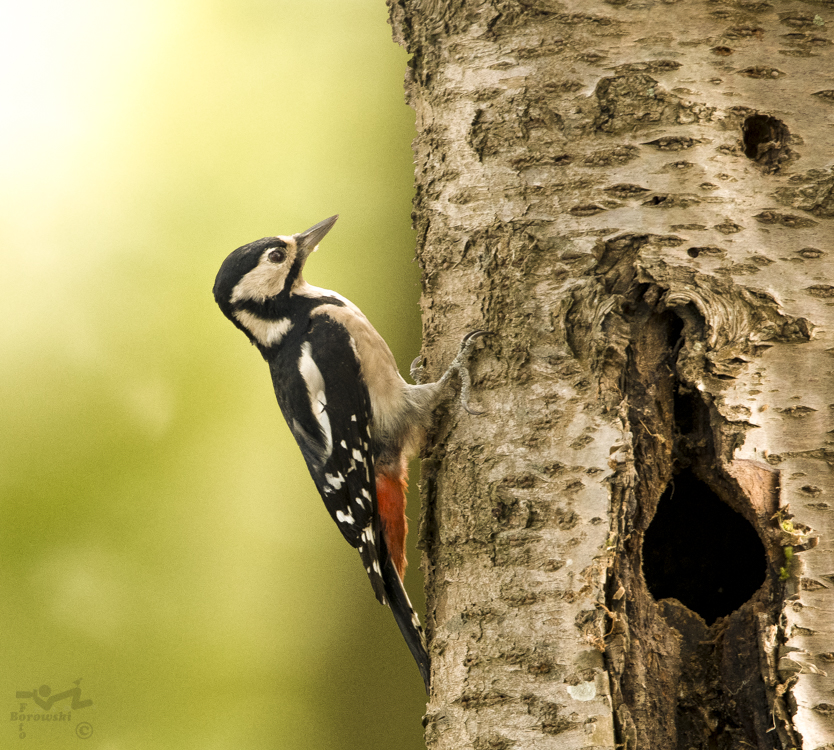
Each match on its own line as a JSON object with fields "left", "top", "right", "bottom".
{"left": 376, "top": 470, "right": 409, "bottom": 580}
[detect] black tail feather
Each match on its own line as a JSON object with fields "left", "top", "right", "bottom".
{"left": 382, "top": 556, "right": 431, "bottom": 693}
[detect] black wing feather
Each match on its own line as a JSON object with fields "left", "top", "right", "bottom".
{"left": 268, "top": 314, "right": 387, "bottom": 604}
{"left": 268, "top": 311, "right": 430, "bottom": 690}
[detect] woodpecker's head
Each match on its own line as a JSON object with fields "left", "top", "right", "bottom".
{"left": 213, "top": 215, "right": 338, "bottom": 323}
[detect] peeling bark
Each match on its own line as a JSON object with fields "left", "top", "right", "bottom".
{"left": 388, "top": 1, "right": 834, "bottom": 748}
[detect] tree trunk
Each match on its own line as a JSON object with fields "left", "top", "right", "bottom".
{"left": 388, "top": 1, "right": 834, "bottom": 748}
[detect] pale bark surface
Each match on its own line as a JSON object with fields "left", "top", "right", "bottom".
{"left": 388, "top": 1, "right": 834, "bottom": 748}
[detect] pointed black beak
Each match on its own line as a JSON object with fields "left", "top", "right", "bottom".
{"left": 295, "top": 215, "right": 339, "bottom": 262}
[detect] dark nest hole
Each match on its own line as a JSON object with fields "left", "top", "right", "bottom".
{"left": 642, "top": 469, "right": 767, "bottom": 624}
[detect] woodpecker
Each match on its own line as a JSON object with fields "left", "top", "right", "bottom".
{"left": 213, "top": 215, "right": 484, "bottom": 692}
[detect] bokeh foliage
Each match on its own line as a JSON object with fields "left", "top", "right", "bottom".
{"left": 0, "top": 1, "right": 426, "bottom": 747}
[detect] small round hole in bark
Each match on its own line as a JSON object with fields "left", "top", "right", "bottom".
{"left": 741, "top": 114, "right": 791, "bottom": 169}
{"left": 642, "top": 469, "right": 766, "bottom": 624}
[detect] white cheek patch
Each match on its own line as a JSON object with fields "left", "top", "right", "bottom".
{"left": 233, "top": 311, "right": 293, "bottom": 347}
{"left": 299, "top": 341, "right": 333, "bottom": 458}
{"left": 230, "top": 244, "right": 296, "bottom": 303}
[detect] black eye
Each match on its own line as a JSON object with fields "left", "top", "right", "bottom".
{"left": 268, "top": 248, "right": 286, "bottom": 263}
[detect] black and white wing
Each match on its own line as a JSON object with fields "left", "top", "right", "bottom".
{"left": 268, "top": 313, "right": 387, "bottom": 604}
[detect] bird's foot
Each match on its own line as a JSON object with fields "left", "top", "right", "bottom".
{"left": 411, "top": 331, "right": 488, "bottom": 413}
{"left": 445, "top": 330, "right": 488, "bottom": 415}
{"left": 410, "top": 355, "right": 427, "bottom": 385}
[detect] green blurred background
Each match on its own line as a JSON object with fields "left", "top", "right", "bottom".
{"left": 0, "top": 1, "right": 427, "bottom": 747}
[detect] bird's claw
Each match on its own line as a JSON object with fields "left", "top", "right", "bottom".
{"left": 460, "top": 329, "right": 488, "bottom": 350}
{"left": 413, "top": 330, "right": 489, "bottom": 412}
{"left": 454, "top": 330, "right": 489, "bottom": 415}
{"left": 410, "top": 355, "right": 427, "bottom": 385}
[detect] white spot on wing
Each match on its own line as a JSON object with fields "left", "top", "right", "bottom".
{"left": 299, "top": 341, "right": 332, "bottom": 458}
{"left": 336, "top": 509, "right": 355, "bottom": 525}
{"left": 325, "top": 473, "right": 345, "bottom": 489}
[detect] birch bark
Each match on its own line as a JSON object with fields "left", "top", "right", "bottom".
{"left": 388, "top": 2, "right": 834, "bottom": 748}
